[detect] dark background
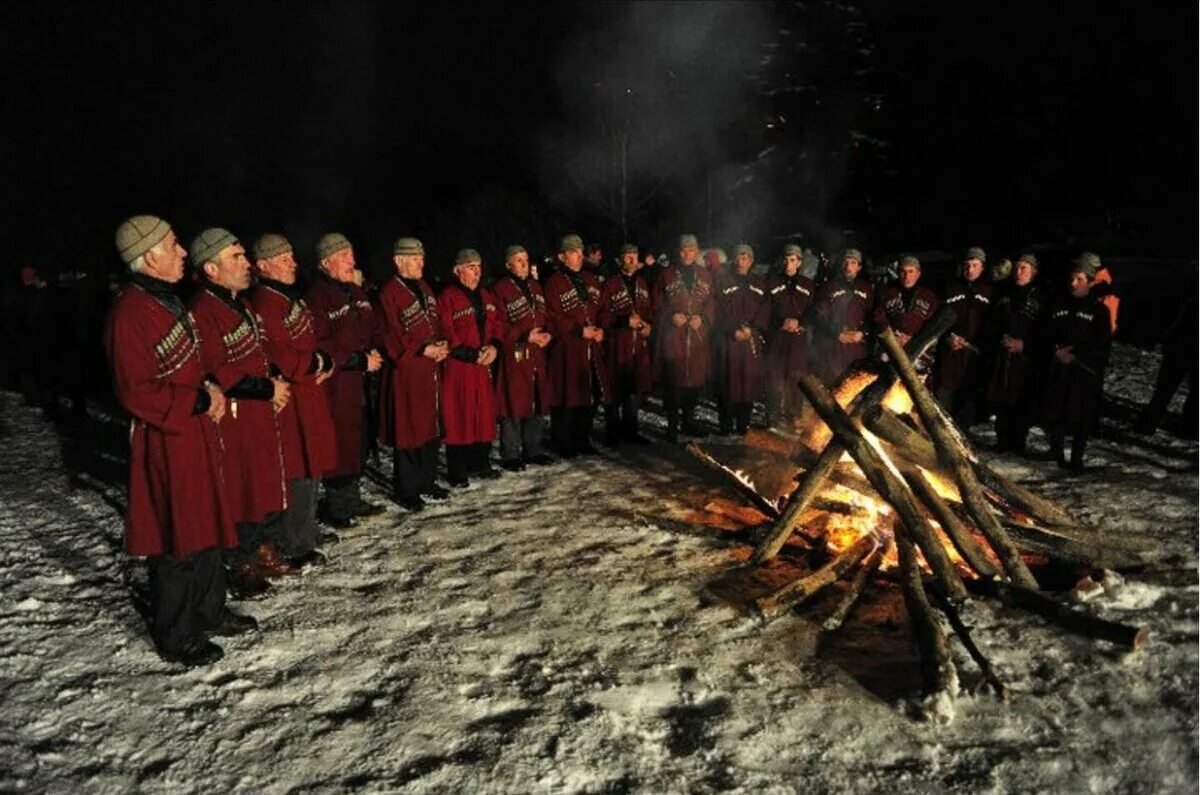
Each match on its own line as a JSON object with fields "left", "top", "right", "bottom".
{"left": 3, "top": 1, "right": 1195, "bottom": 316}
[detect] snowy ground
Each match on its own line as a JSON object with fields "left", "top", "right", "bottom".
{"left": 0, "top": 341, "right": 1195, "bottom": 793}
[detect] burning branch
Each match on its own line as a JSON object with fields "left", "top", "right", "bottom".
{"left": 752, "top": 532, "right": 879, "bottom": 620}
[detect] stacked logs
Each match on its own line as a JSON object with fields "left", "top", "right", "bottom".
{"left": 692, "top": 310, "right": 1147, "bottom": 720}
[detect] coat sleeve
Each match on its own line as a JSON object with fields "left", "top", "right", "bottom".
{"left": 106, "top": 309, "right": 203, "bottom": 435}
{"left": 256, "top": 302, "right": 310, "bottom": 382}
{"left": 545, "top": 277, "right": 582, "bottom": 339}
{"left": 193, "top": 310, "right": 246, "bottom": 392}
{"left": 377, "top": 287, "right": 425, "bottom": 363}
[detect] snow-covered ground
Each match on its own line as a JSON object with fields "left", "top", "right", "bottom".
{"left": 0, "top": 342, "right": 1195, "bottom": 793}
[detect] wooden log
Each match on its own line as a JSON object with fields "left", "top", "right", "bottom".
{"left": 822, "top": 540, "right": 887, "bottom": 632}
{"left": 897, "top": 527, "right": 959, "bottom": 709}
{"left": 684, "top": 442, "right": 782, "bottom": 518}
{"left": 928, "top": 586, "right": 1009, "bottom": 700}
{"left": 750, "top": 308, "right": 958, "bottom": 565}
{"left": 967, "top": 577, "right": 1149, "bottom": 651}
{"left": 878, "top": 327, "right": 1040, "bottom": 590}
{"left": 753, "top": 532, "right": 878, "bottom": 620}
{"left": 904, "top": 464, "right": 1001, "bottom": 579}
{"left": 797, "top": 374, "right": 969, "bottom": 601}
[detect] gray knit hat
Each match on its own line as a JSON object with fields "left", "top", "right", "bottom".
{"left": 393, "top": 237, "right": 424, "bottom": 256}
{"left": 504, "top": 244, "right": 527, "bottom": 261}
{"left": 189, "top": 228, "right": 239, "bottom": 267}
{"left": 253, "top": 233, "right": 292, "bottom": 261}
{"left": 964, "top": 246, "right": 987, "bottom": 263}
{"left": 843, "top": 248, "right": 863, "bottom": 263}
{"left": 559, "top": 234, "right": 584, "bottom": 252}
{"left": 991, "top": 258, "right": 1013, "bottom": 280}
{"left": 782, "top": 244, "right": 803, "bottom": 258}
{"left": 116, "top": 215, "right": 172, "bottom": 264}
{"left": 1072, "top": 252, "right": 1099, "bottom": 278}
{"left": 899, "top": 254, "right": 921, "bottom": 268}
{"left": 316, "top": 232, "right": 352, "bottom": 260}
{"left": 1015, "top": 252, "right": 1039, "bottom": 269}
{"left": 619, "top": 243, "right": 638, "bottom": 255}
{"left": 734, "top": 243, "right": 754, "bottom": 258}
{"left": 455, "top": 248, "right": 482, "bottom": 266}
{"left": 679, "top": 234, "right": 700, "bottom": 250}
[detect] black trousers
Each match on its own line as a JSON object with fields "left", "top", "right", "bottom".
{"left": 1140, "top": 347, "right": 1198, "bottom": 434}
{"left": 551, "top": 405, "right": 594, "bottom": 454}
{"left": 664, "top": 385, "right": 701, "bottom": 437}
{"left": 393, "top": 439, "right": 441, "bottom": 499}
{"left": 1047, "top": 423, "right": 1089, "bottom": 464}
{"left": 994, "top": 406, "right": 1032, "bottom": 454}
{"left": 278, "top": 478, "right": 318, "bottom": 558}
{"left": 499, "top": 416, "right": 546, "bottom": 461}
{"left": 605, "top": 392, "right": 641, "bottom": 441}
{"left": 148, "top": 547, "right": 226, "bottom": 654}
{"left": 447, "top": 442, "right": 493, "bottom": 482}
{"left": 321, "top": 475, "right": 361, "bottom": 522}
{"left": 224, "top": 511, "right": 284, "bottom": 568}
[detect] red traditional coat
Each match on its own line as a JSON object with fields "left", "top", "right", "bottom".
{"left": 873, "top": 284, "right": 939, "bottom": 339}
{"left": 714, "top": 271, "right": 767, "bottom": 403}
{"left": 653, "top": 264, "right": 715, "bottom": 389}
{"left": 247, "top": 281, "right": 337, "bottom": 480}
{"left": 305, "top": 276, "right": 377, "bottom": 478}
{"left": 105, "top": 279, "right": 236, "bottom": 558}
{"left": 437, "top": 282, "right": 502, "bottom": 445}
{"left": 545, "top": 269, "right": 608, "bottom": 408}
{"left": 812, "top": 276, "right": 874, "bottom": 383}
{"left": 597, "top": 271, "right": 653, "bottom": 397}
{"left": 935, "top": 277, "right": 993, "bottom": 393}
{"left": 190, "top": 286, "right": 288, "bottom": 525}
{"left": 757, "top": 272, "right": 815, "bottom": 383}
{"left": 376, "top": 275, "right": 443, "bottom": 449}
{"left": 492, "top": 275, "right": 554, "bottom": 418}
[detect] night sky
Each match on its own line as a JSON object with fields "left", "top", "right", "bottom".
{"left": 4, "top": 1, "right": 1195, "bottom": 285}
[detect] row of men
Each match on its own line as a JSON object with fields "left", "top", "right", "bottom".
{"left": 105, "top": 214, "right": 1113, "bottom": 666}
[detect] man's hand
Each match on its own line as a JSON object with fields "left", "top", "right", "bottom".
{"left": 315, "top": 366, "right": 334, "bottom": 385}
{"left": 687, "top": 315, "right": 703, "bottom": 331}
{"left": 477, "top": 345, "right": 498, "bottom": 366}
{"left": 424, "top": 340, "right": 449, "bottom": 361}
{"left": 838, "top": 330, "right": 864, "bottom": 344}
{"left": 629, "top": 313, "right": 643, "bottom": 329}
{"left": 638, "top": 322, "right": 652, "bottom": 338}
{"left": 530, "top": 329, "right": 552, "bottom": 347}
{"left": 672, "top": 312, "right": 688, "bottom": 328}
{"left": 1002, "top": 334, "right": 1024, "bottom": 354}
{"left": 782, "top": 318, "right": 800, "bottom": 333}
{"left": 590, "top": 326, "right": 604, "bottom": 343}
{"left": 366, "top": 349, "right": 383, "bottom": 372}
{"left": 205, "top": 382, "right": 226, "bottom": 423}
{"left": 1054, "top": 345, "right": 1074, "bottom": 364}
{"left": 896, "top": 331, "right": 911, "bottom": 346}
{"left": 948, "top": 333, "right": 966, "bottom": 351}
{"left": 271, "top": 378, "right": 291, "bottom": 413}
{"left": 733, "top": 326, "right": 751, "bottom": 342}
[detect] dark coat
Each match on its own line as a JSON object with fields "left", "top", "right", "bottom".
{"left": 653, "top": 264, "right": 715, "bottom": 389}
{"left": 811, "top": 276, "right": 874, "bottom": 383}
{"left": 714, "top": 271, "right": 767, "bottom": 403}
{"left": 1043, "top": 293, "right": 1111, "bottom": 430}
{"left": 376, "top": 275, "right": 442, "bottom": 450}
{"left": 437, "top": 282, "right": 502, "bottom": 446}
{"left": 984, "top": 281, "right": 1046, "bottom": 407}
{"left": 545, "top": 269, "right": 607, "bottom": 408}
{"left": 597, "top": 271, "right": 653, "bottom": 397}
{"left": 935, "top": 277, "right": 993, "bottom": 393}
{"left": 493, "top": 275, "right": 554, "bottom": 418}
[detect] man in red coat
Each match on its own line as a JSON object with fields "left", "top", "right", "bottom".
{"left": 714, "top": 243, "right": 766, "bottom": 436}
{"left": 106, "top": 215, "right": 252, "bottom": 667}
{"left": 812, "top": 248, "right": 875, "bottom": 385}
{"left": 438, "top": 248, "right": 503, "bottom": 486}
{"left": 305, "top": 233, "right": 385, "bottom": 528}
{"left": 873, "top": 254, "right": 939, "bottom": 372}
{"left": 492, "top": 244, "right": 555, "bottom": 469}
{"left": 189, "top": 228, "right": 303, "bottom": 597}
{"left": 248, "top": 233, "right": 340, "bottom": 551}
{"left": 376, "top": 237, "right": 450, "bottom": 511}
{"left": 598, "top": 243, "right": 653, "bottom": 444}
{"left": 545, "top": 234, "right": 607, "bottom": 457}
{"left": 653, "top": 234, "right": 714, "bottom": 441}
{"left": 758, "top": 244, "right": 815, "bottom": 427}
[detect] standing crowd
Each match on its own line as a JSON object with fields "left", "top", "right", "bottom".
{"left": 107, "top": 214, "right": 1124, "bottom": 666}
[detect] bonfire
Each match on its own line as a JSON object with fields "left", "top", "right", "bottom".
{"left": 689, "top": 309, "right": 1147, "bottom": 722}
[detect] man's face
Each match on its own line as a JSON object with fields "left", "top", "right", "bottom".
{"left": 1014, "top": 261, "right": 1036, "bottom": 287}
{"left": 146, "top": 230, "right": 187, "bottom": 283}
{"left": 783, "top": 254, "right": 800, "bottom": 276}
{"left": 842, "top": 257, "right": 861, "bottom": 281}
{"left": 257, "top": 250, "right": 297, "bottom": 285}
{"left": 1069, "top": 272, "right": 1091, "bottom": 297}
{"left": 899, "top": 264, "right": 920, "bottom": 289}
{"left": 455, "top": 261, "right": 482, "bottom": 290}
{"left": 679, "top": 246, "right": 698, "bottom": 266}
{"left": 206, "top": 243, "right": 252, "bottom": 292}
{"left": 322, "top": 247, "right": 356, "bottom": 283}
{"left": 586, "top": 249, "right": 603, "bottom": 266}
{"left": 735, "top": 253, "right": 753, "bottom": 274}
{"left": 963, "top": 258, "right": 984, "bottom": 282}
{"left": 507, "top": 252, "right": 530, "bottom": 280}
{"left": 394, "top": 254, "right": 425, "bottom": 280}
{"left": 621, "top": 251, "right": 639, "bottom": 272}
{"left": 559, "top": 248, "right": 583, "bottom": 271}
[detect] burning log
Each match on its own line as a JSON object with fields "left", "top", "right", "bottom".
{"left": 684, "top": 442, "right": 782, "bottom": 518}
{"left": 904, "top": 464, "right": 1001, "bottom": 579}
{"left": 878, "top": 328, "right": 1040, "bottom": 591}
{"left": 797, "top": 374, "right": 969, "bottom": 601}
{"left": 750, "top": 308, "right": 957, "bottom": 565}
{"left": 896, "top": 527, "right": 958, "bottom": 716}
{"left": 752, "top": 532, "right": 878, "bottom": 620}
{"left": 822, "top": 540, "right": 888, "bottom": 632}
{"left": 967, "top": 578, "right": 1149, "bottom": 652}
